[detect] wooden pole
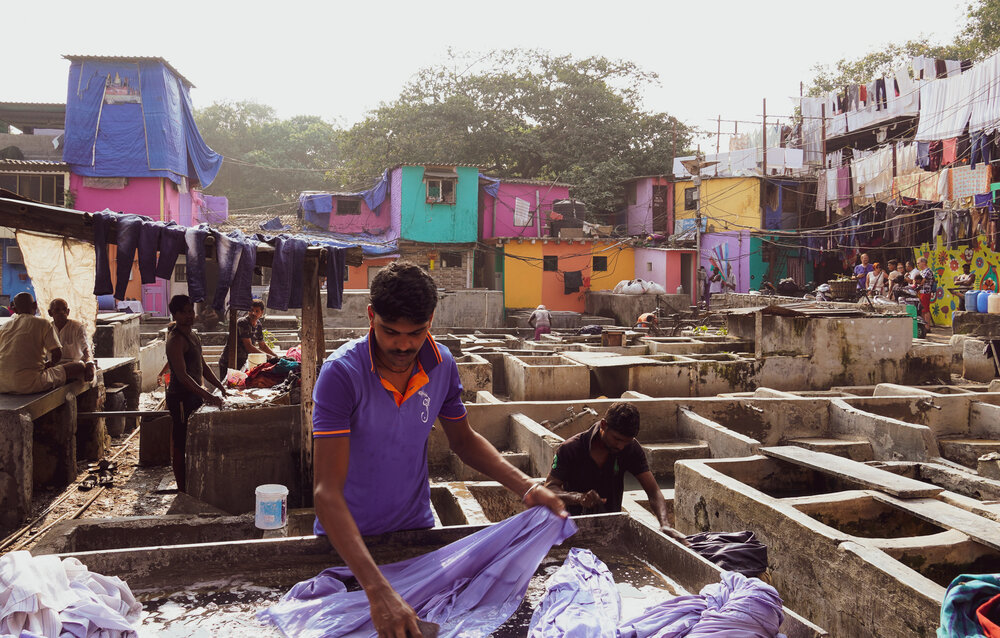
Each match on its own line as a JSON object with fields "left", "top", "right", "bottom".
{"left": 299, "top": 253, "right": 324, "bottom": 506}
{"left": 227, "top": 308, "right": 238, "bottom": 370}
{"left": 762, "top": 98, "right": 768, "bottom": 177}
{"left": 821, "top": 103, "right": 829, "bottom": 231}
{"left": 715, "top": 115, "right": 721, "bottom": 177}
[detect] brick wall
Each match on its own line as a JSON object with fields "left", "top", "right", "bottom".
{"left": 398, "top": 244, "right": 471, "bottom": 290}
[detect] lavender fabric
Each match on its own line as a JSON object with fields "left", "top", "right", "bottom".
{"left": 258, "top": 507, "right": 577, "bottom": 638}
{"left": 528, "top": 548, "right": 621, "bottom": 637}
{"left": 619, "top": 571, "right": 786, "bottom": 638}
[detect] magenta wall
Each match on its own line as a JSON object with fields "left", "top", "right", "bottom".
{"left": 327, "top": 196, "right": 393, "bottom": 237}
{"left": 482, "top": 182, "right": 570, "bottom": 238}
{"left": 72, "top": 174, "right": 162, "bottom": 217}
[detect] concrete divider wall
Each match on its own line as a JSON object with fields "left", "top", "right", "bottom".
{"left": 674, "top": 457, "right": 945, "bottom": 638}
{"left": 586, "top": 291, "right": 691, "bottom": 326}
{"left": 675, "top": 407, "right": 759, "bottom": 458}
{"left": 678, "top": 398, "right": 827, "bottom": 446}
{"left": 502, "top": 354, "right": 590, "bottom": 402}
{"left": 137, "top": 339, "right": 166, "bottom": 392}
{"left": 842, "top": 395, "right": 973, "bottom": 438}
{"left": 829, "top": 399, "right": 940, "bottom": 461}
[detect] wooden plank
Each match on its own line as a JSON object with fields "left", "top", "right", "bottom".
{"left": 873, "top": 493, "right": 1000, "bottom": 551}
{"left": 78, "top": 411, "right": 170, "bottom": 418}
{"left": 298, "top": 254, "right": 323, "bottom": 507}
{"left": 760, "top": 445, "right": 942, "bottom": 498}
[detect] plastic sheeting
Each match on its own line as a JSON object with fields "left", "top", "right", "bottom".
{"left": 528, "top": 549, "right": 786, "bottom": 638}
{"left": 299, "top": 170, "right": 391, "bottom": 224}
{"left": 258, "top": 507, "right": 578, "bottom": 638}
{"left": 64, "top": 59, "right": 222, "bottom": 187}
{"left": 479, "top": 174, "right": 501, "bottom": 197}
{"left": 15, "top": 231, "right": 97, "bottom": 351}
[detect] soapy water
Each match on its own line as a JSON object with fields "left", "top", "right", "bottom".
{"left": 134, "top": 550, "right": 681, "bottom": 636}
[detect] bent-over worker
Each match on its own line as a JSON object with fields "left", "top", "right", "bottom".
{"left": 218, "top": 298, "right": 277, "bottom": 379}
{"left": 312, "top": 261, "right": 566, "bottom": 638}
{"left": 0, "top": 293, "right": 94, "bottom": 394}
{"left": 165, "top": 294, "right": 226, "bottom": 493}
{"left": 544, "top": 401, "right": 687, "bottom": 544}
{"left": 528, "top": 304, "right": 552, "bottom": 341}
{"left": 47, "top": 298, "right": 91, "bottom": 363}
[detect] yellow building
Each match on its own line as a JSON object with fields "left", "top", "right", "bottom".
{"left": 673, "top": 176, "right": 762, "bottom": 232}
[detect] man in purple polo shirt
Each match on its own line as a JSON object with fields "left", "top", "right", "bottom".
{"left": 312, "top": 261, "right": 567, "bottom": 638}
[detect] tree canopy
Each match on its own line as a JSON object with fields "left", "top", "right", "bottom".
{"left": 334, "top": 49, "right": 693, "bottom": 218}
{"left": 194, "top": 101, "right": 342, "bottom": 215}
{"left": 807, "top": 0, "right": 1000, "bottom": 95}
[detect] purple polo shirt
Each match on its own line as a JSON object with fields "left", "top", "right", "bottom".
{"left": 312, "top": 332, "right": 467, "bottom": 536}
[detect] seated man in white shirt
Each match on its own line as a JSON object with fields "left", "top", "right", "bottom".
{"left": 47, "top": 298, "right": 91, "bottom": 363}
{"left": 0, "top": 293, "right": 94, "bottom": 394}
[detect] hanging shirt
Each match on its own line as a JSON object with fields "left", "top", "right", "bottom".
{"left": 311, "top": 332, "right": 466, "bottom": 536}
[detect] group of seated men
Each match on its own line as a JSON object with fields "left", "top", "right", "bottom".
{"left": 0, "top": 292, "right": 95, "bottom": 395}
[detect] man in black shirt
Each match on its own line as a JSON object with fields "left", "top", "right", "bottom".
{"left": 545, "top": 402, "right": 686, "bottom": 542}
{"left": 218, "top": 299, "right": 277, "bottom": 379}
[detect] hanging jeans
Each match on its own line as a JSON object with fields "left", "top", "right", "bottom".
{"left": 874, "top": 78, "right": 888, "bottom": 111}
{"left": 326, "top": 246, "right": 347, "bottom": 309}
{"left": 258, "top": 507, "right": 577, "bottom": 638}
{"left": 954, "top": 210, "right": 972, "bottom": 241}
{"left": 155, "top": 224, "right": 187, "bottom": 280}
{"left": 184, "top": 225, "right": 209, "bottom": 303}
{"left": 933, "top": 210, "right": 953, "bottom": 243}
{"left": 137, "top": 221, "right": 161, "bottom": 284}
{"left": 264, "top": 235, "right": 307, "bottom": 311}
{"left": 210, "top": 229, "right": 245, "bottom": 313}
{"left": 229, "top": 233, "right": 257, "bottom": 311}
{"left": 917, "top": 141, "right": 931, "bottom": 170}
{"left": 92, "top": 211, "right": 116, "bottom": 296}
{"left": 971, "top": 131, "right": 992, "bottom": 169}
{"left": 114, "top": 215, "right": 154, "bottom": 300}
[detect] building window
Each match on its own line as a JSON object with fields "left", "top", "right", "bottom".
{"left": 173, "top": 263, "right": 187, "bottom": 282}
{"left": 684, "top": 187, "right": 697, "bottom": 211}
{"left": 441, "top": 252, "right": 463, "bottom": 267}
{"left": 627, "top": 182, "right": 637, "bottom": 206}
{"left": 543, "top": 255, "right": 558, "bottom": 271}
{"left": 0, "top": 173, "right": 65, "bottom": 206}
{"left": 426, "top": 178, "right": 457, "bottom": 204}
{"left": 593, "top": 256, "right": 608, "bottom": 272}
{"left": 336, "top": 199, "right": 361, "bottom": 215}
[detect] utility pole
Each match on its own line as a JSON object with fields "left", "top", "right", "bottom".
{"left": 715, "top": 115, "right": 721, "bottom": 177}
{"left": 681, "top": 153, "right": 718, "bottom": 309}
{"left": 762, "top": 98, "right": 768, "bottom": 177}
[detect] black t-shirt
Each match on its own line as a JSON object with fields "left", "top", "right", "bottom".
{"left": 549, "top": 421, "right": 649, "bottom": 515}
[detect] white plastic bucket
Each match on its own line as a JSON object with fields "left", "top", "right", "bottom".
{"left": 246, "top": 352, "right": 267, "bottom": 368}
{"left": 255, "top": 484, "right": 288, "bottom": 530}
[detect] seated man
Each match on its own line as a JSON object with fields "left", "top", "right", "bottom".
{"left": 47, "top": 298, "right": 91, "bottom": 363}
{"left": 0, "top": 293, "right": 94, "bottom": 394}
{"left": 545, "top": 401, "right": 686, "bottom": 543}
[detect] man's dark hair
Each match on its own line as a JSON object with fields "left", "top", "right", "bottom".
{"left": 604, "top": 401, "right": 640, "bottom": 438}
{"left": 251, "top": 299, "right": 265, "bottom": 311}
{"left": 168, "top": 294, "right": 192, "bottom": 316}
{"left": 370, "top": 261, "right": 438, "bottom": 323}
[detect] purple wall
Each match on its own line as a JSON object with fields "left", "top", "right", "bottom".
{"left": 626, "top": 179, "right": 654, "bottom": 235}
{"left": 701, "top": 230, "right": 751, "bottom": 293}
{"left": 482, "top": 182, "right": 570, "bottom": 239}
{"left": 327, "top": 195, "right": 392, "bottom": 236}
{"left": 634, "top": 247, "right": 668, "bottom": 286}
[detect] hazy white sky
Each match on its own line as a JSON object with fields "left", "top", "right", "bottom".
{"left": 8, "top": 0, "right": 969, "bottom": 145}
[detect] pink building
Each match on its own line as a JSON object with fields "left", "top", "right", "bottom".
{"left": 480, "top": 178, "right": 571, "bottom": 239}
{"left": 633, "top": 246, "right": 698, "bottom": 304}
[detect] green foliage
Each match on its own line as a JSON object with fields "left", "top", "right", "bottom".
{"left": 194, "top": 101, "right": 342, "bottom": 214}
{"left": 334, "top": 49, "right": 694, "bottom": 220}
{"left": 806, "top": 0, "right": 1000, "bottom": 95}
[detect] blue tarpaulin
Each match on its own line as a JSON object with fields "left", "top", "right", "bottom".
{"left": 298, "top": 170, "right": 391, "bottom": 227}
{"left": 64, "top": 59, "right": 223, "bottom": 187}
{"left": 480, "top": 173, "right": 501, "bottom": 197}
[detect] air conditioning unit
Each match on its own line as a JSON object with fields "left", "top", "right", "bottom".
{"left": 7, "top": 246, "right": 23, "bottom": 265}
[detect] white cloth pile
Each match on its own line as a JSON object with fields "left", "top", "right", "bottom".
{"left": 0, "top": 551, "right": 141, "bottom": 638}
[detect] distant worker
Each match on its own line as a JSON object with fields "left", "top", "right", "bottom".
{"left": 815, "top": 283, "right": 834, "bottom": 302}
{"left": 544, "top": 402, "right": 687, "bottom": 544}
{"left": 0, "top": 293, "right": 94, "bottom": 394}
{"left": 636, "top": 311, "right": 659, "bottom": 335}
{"left": 528, "top": 304, "right": 552, "bottom": 341}
{"left": 218, "top": 299, "right": 277, "bottom": 379}
{"left": 854, "top": 253, "right": 873, "bottom": 292}
{"left": 47, "top": 298, "right": 91, "bottom": 363}
{"left": 165, "top": 295, "right": 226, "bottom": 493}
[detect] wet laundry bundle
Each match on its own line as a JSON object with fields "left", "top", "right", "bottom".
{"left": 528, "top": 548, "right": 786, "bottom": 638}
{"left": 258, "top": 507, "right": 577, "bottom": 637}
{"left": 0, "top": 550, "right": 141, "bottom": 638}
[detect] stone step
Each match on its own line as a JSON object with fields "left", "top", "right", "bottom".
{"left": 449, "top": 451, "right": 530, "bottom": 482}
{"left": 938, "top": 438, "right": 1000, "bottom": 469}
{"left": 786, "top": 437, "right": 875, "bottom": 462}
{"left": 642, "top": 439, "right": 711, "bottom": 477}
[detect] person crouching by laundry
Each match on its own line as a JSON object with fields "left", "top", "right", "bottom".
{"left": 218, "top": 299, "right": 277, "bottom": 379}
{"left": 0, "top": 292, "right": 94, "bottom": 394}
{"left": 47, "top": 298, "right": 91, "bottom": 363}
{"left": 544, "top": 401, "right": 687, "bottom": 544}
{"left": 165, "top": 295, "right": 226, "bottom": 493}
{"left": 528, "top": 304, "right": 552, "bottom": 340}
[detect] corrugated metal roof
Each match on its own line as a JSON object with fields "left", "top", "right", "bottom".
{"left": 490, "top": 176, "right": 573, "bottom": 188}
{"left": 0, "top": 159, "right": 69, "bottom": 171}
{"left": 62, "top": 55, "right": 195, "bottom": 88}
